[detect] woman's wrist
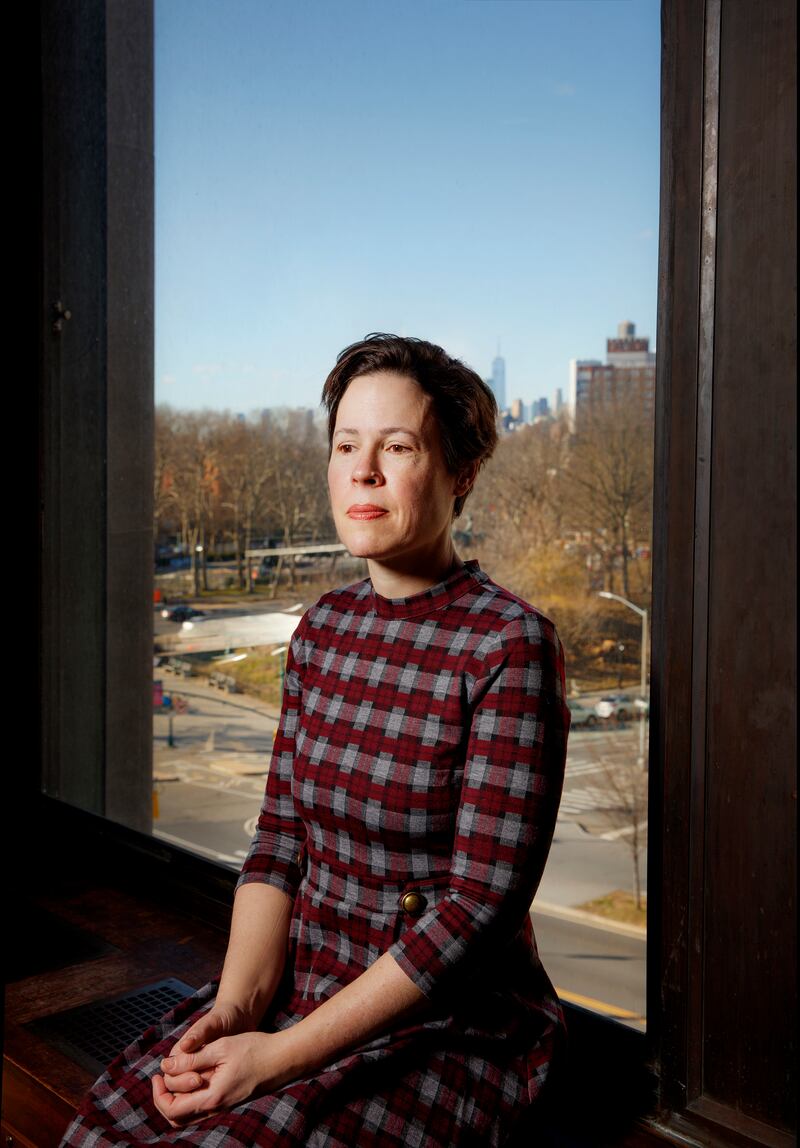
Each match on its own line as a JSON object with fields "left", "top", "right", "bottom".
{"left": 267, "top": 1021, "right": 321, "bottom": 1083}
{"left": 211, "top": 996, "right": 264, "bottom": 1033}
{"left": 252, "top": 1028, "right": 306, "bottom": 1091}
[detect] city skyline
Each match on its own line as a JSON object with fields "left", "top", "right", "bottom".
{"left": 155, "top": 0, "right": 660, "bottom": 414}
{"left": 156, "top": 318, "right": 658, "bottom": 427}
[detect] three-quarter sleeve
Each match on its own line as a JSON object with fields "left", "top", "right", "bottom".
{"left": 387, "top": 611, "right": 570, "bottom": 1000}
{"left": 236, "top": 621, "right": 308, "bottom": 900}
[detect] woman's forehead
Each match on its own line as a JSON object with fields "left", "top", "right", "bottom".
{"left": 335, "top": 372, "right": 435, "bottom": 431}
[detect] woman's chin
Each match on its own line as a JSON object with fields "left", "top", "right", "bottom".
{"left": 337, "top": 523, "right": 393, "bottom": 560}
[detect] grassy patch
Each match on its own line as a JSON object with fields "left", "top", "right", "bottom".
{"left": 191, "top": 650, "right": 285, "bottom": 707}
{"left": 577, "top": 889, "right": 647, "bottom": 929}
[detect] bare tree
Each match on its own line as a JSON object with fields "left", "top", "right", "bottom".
{"left": 153, "top": 407, "right": 340, "bottom": 598}
{"left": 158, "top": 412, "right": 221, "bottom": 596}
{"left": 218, "top": 418, "right": 273, "bottom": 590}
{"left": 561, "top": 406, "right": 653, "bottom": 599}
{"left": 264, "top": 419, "right": 332, "bottom": 553}
{"left": 468, "top": 417, "right": 571, "bottom": 571}
{"left": 154, "top": 405, "right": 178, "bottom": 539}
{"left": 593, "top": 751, "right": 649, "bottom": 911}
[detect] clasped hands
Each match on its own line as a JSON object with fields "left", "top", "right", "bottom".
{"left": 152, "top": 1001, "right": 296, "bottom": 1128}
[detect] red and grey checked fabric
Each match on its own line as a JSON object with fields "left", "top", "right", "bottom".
{"left": 60, "top": 561, "right": 569, "bottom": 1147}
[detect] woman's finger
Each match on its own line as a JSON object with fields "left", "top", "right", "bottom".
{"left": 152, "top": 1073, "right": 220, "bottom": 1126}
{"left": 178, "top": 1023, "right": 211, "bottom": 1050}
{"left": 161, "top": 1070, "right": 207, "bottom": 1093}
{"left": 151, "top": 1075, "right": 184, "bottom": 1129}
{"left": 175, "top": 1023, "right": 209, "bottom": 1052}
{"left": 160, "top": 1044, "right": 217, "bottom": 1077}
{"left": 176, "top": 1010, "right": 225, "bottom": 1052}
{"left": 168, "top": 1023, "right": 204, "bottom": 1057}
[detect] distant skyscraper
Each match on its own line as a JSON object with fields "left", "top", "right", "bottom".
{"left": 567, "top": 321, "right": 656, "bottom": 430}
{"left": 491, "top": 352, "right": 506, "bottom": 411}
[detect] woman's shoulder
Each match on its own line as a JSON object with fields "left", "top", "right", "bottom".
{"left": 465, "top": 567, "right": 560, "bottom": 646}
{"left": 461, "top": 572, "right": 568, "bottom": 698}
{"left": 285, "top": 580, "right": 371, "bottom": 672}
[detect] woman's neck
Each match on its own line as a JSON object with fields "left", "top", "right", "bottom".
{"left": 367, "top": 544, "right": 462, "bottom": 600}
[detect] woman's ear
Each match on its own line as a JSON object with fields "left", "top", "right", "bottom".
{"left": 453, "top": 461, "right": 480, "bottom": 498}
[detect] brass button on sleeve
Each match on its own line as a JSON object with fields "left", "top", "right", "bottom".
{"left": 400, "top": 890, "right": 428, "bottom": 917}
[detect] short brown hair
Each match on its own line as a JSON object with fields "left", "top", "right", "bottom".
{"left": 321, "top": 333, "right": 498, "bottom": 517}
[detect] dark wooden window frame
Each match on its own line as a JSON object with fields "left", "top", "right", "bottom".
{"left": 32, "top": 1, "right": 795, "bottom": 1145}
{"left": 649, "top": 1, "right": 795, "bottom": 1145}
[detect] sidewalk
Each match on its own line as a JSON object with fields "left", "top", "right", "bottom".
{"left": 532, "top": 898, "right": 646, "bottom": 940}
{"left": 534, "top": 820, "right": 647, "bottom": 936}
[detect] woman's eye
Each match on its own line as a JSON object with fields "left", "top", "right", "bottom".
{"left": 336, "top": 443, "right": 354, "bottom": 453}
{"left": 387, "top": 443, "right": 410, "bottom": 454}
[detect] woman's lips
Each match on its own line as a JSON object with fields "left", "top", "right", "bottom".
{"left": 347, "top": 504, "right": 388, "bottom": 520}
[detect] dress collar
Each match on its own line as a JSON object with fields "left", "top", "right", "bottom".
{"left": 370, "top": 559, "right": 482, "bottom": 620}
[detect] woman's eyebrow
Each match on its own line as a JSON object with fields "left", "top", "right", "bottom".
{"left": 333, "top": 426, "right": 422, "bottom": 441}
{"left": 379, "top": 426, "right": 422, "bottom": 440}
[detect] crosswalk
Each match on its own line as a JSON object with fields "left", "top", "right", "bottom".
{"left": 565, "top": 761, "right": 607, "bottom": 778}
{"left": 153, "top": 756, "right": 266, "bottom": 797}
{"left": 559, "top": 784, "right": 628, "bottom": 816}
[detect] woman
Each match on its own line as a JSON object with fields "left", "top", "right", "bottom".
{"left": 61, "top": 334, "right": 570, "bottom": 1146}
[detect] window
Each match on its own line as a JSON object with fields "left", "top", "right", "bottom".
{"left": 35, "top": 1, "right": 796, "bottom": 1143}
{"left": 150, "top": 0, "right": 660, "bottom": 1035}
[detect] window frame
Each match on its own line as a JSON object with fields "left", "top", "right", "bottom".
{"left": 34, "top": 1, "right": 796, "bottom": 1144}
{"left": 39, "top": 0, "right": 154, "bottom": 835}
{"left": 36, "top": 0, "right": 659, "bottom": 1128}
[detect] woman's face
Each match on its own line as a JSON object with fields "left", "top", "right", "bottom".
{"left": 328, "top": 372, "right": 463, "bottom": 574}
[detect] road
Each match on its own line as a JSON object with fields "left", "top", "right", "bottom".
{"left": 154, "top": 763, "right": 265, "bottom": 866}
{"left": 532, "top": 911, "right": 645, "bottom": 1029}
{"left": 153, "top": 680, "right": 648, "bottom": 1029}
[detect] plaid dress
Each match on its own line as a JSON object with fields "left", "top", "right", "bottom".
{"left": 61, "top": 561, "right": 569, "bottom": 1147}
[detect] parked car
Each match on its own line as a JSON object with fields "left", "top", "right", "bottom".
{"left": 161, "top": 604, "right": 205, "bottom": 623}
{"left": 594, "top": 694, "right": 634, "bottom": 721}
{"left": 567, "top": 700, "right": 599, "bottom": 728}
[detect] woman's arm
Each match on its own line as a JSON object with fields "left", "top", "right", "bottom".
{"left": 167, "top": 624, "right": 308, "bottom": 1060}
{"left": 387, "top": 610, "right": 570, "bottom": 1000}
{"left": 272, "top": 949, "right": 426, "bottom": 1078}
{"left": 214, "top": 884, "right": 294, "bottom": 1023}
{"left": 154, "top": 951, "right": 426, "bottom": 1126}
{"left": 168, "top": 884, "right": 294, "bottom": 1057}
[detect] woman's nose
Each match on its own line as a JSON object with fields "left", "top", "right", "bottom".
{"left": 351, "top": 449, "right": 383, "bottom": 484}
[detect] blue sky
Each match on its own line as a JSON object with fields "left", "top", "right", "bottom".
{"left": 155, "top": 0, "right": 660, "bottom": 414}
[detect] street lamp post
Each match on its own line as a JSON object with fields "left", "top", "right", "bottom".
{"left": 194, "top": 542, "right": 203, "bottom": 596}
{"left": 598, "top": 590, "right": 649, "bottom": 768}
{"left": 271, "top": 645, "right": 288, "bottom": 695}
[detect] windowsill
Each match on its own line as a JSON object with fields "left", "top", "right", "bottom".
{"left": 3, "top": 803, "right": 228, "bottom": 1145}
